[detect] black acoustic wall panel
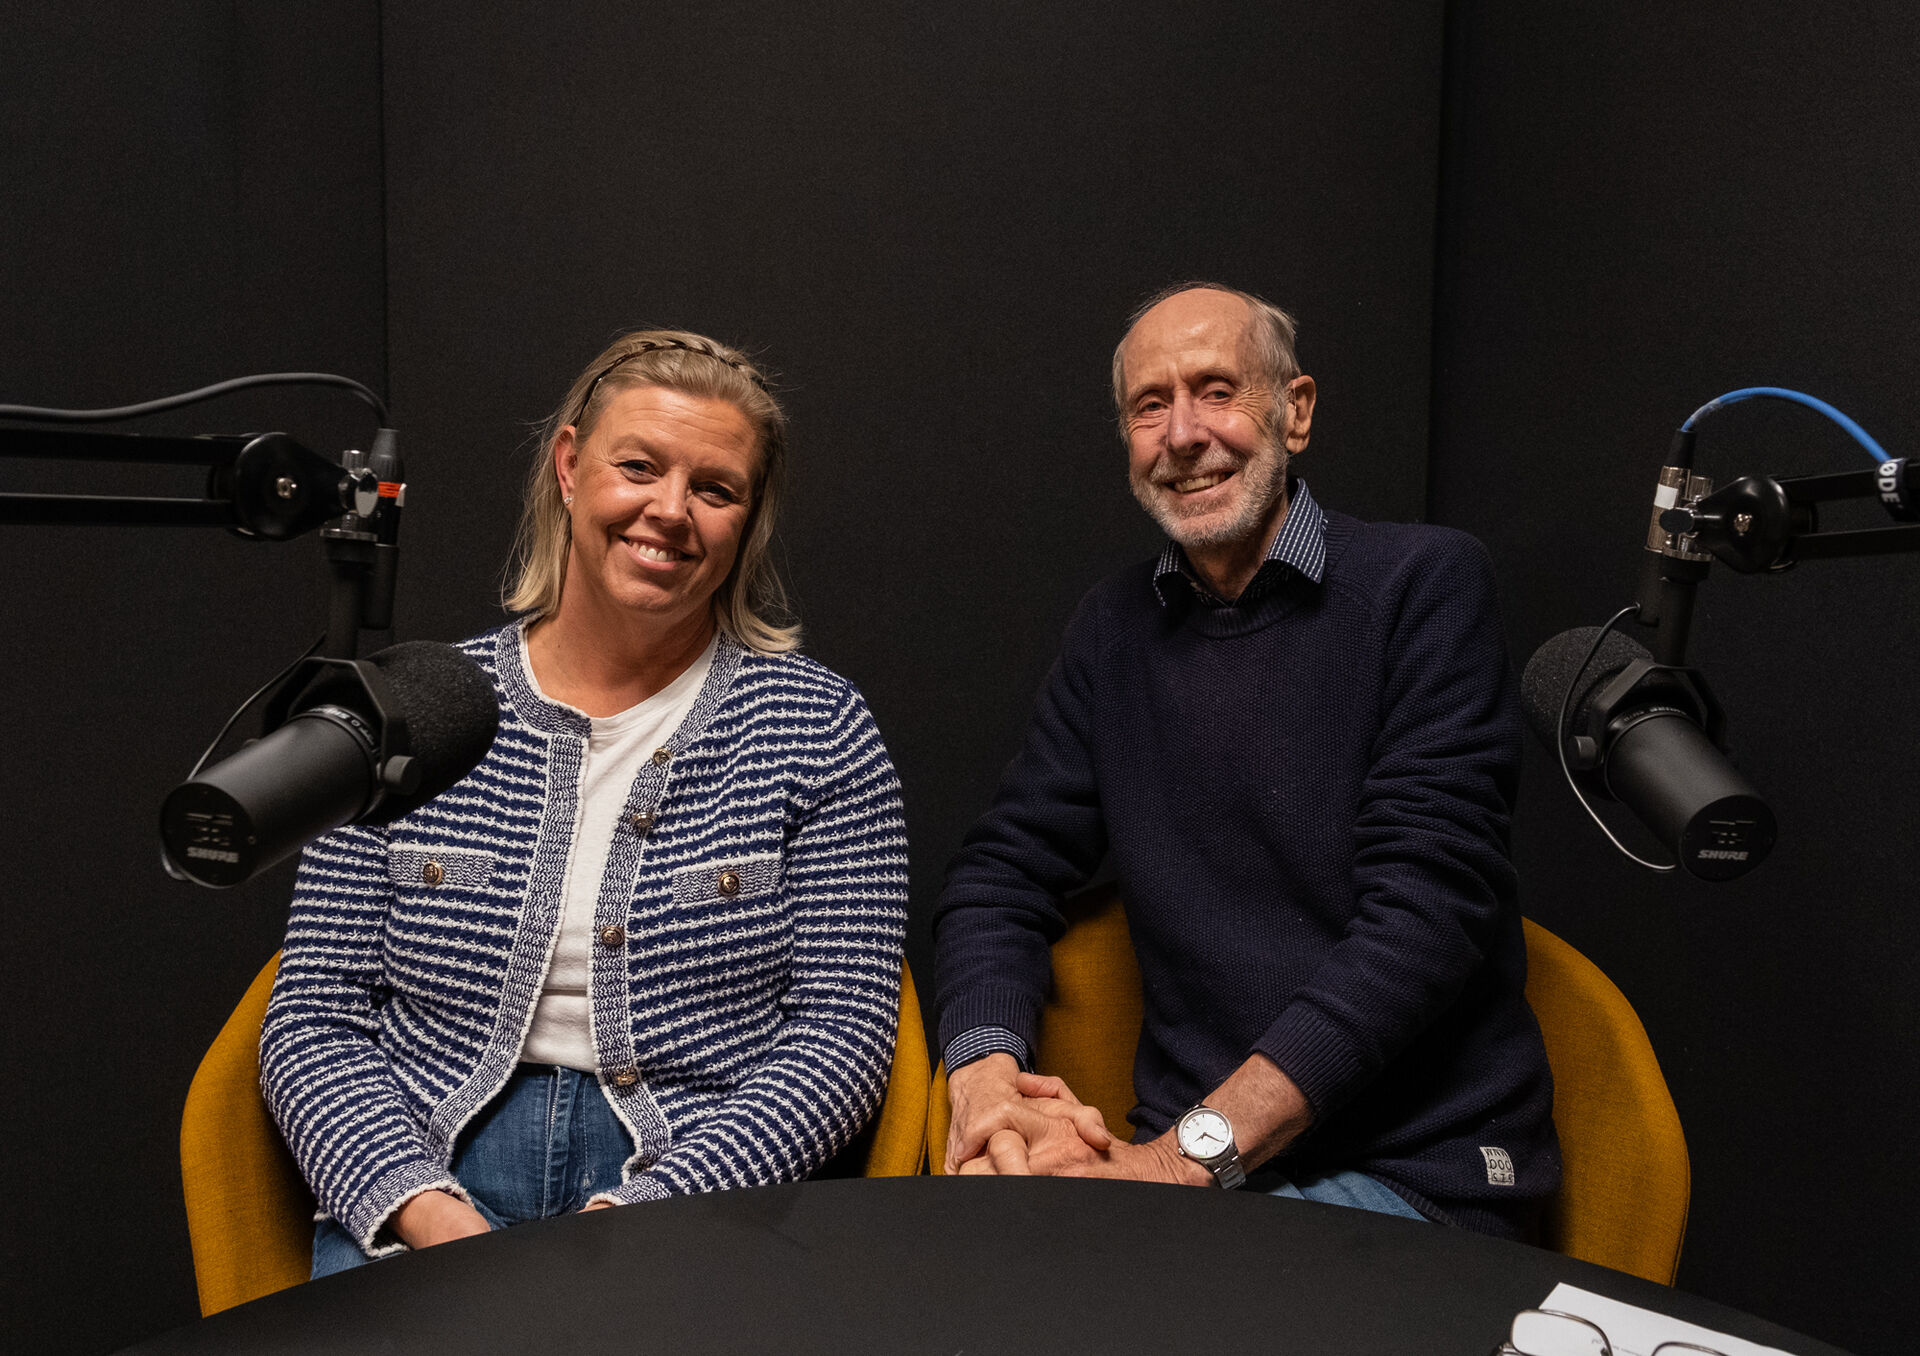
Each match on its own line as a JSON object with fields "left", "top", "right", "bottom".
{"left": 0, "top": 6, "right": 385, "bottom": 1351}
{"left": 378, "top": 0, "right": 1449, "bottom": 984}
{"left": 38, "top": 4, "right": 1908, "bottom": 1352}
{"left": 1430, "top": 6, "right": 1917, "bottom": 1354}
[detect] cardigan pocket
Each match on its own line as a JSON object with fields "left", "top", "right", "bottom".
{"left": 387, "top": 844, "right": 497, "bottom": 892}
{"left": 668, "top": 852, "right": 781, "bottom": 908}
{"left": 659, "top": 852, "right": 792, "bottom": 996}
{"left": 380, "top": 844, "right": 503, "bottom": 991}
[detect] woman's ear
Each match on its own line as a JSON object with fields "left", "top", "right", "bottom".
{"left": 553, "top": 427, "right": 579, "bottom": 500}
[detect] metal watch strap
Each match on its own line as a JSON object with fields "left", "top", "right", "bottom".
{"left": 1210, "top": 1154, "right": 1247, "bottom": 1191}
{"left": 1177, "top": 1103, "right": 1247, "bottom": 1190}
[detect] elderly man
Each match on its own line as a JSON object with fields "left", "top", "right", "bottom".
{"left": 932, "top": 283, "right": 1559, "bottom": 1237}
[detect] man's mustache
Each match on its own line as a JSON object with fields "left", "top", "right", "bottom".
{"left": 1142, "top": 456, "right": 1241, "bottom": 488}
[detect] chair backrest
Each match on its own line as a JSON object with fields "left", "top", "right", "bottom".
{"left": 928, "top": 884, "right": 1143, "bottom": 1169}
{"left": 1523, "top": 917, "right": 1690, "bottom": 1284}
{"left": 182, "top": 955, "right": 932, "bottom": 1315}
{"left": 820, "top": 965, "right": 932, "bottom": 1177}
{"left": 924, "top": 901, "right": 1690, "bottom": 1285}
{"left": 180, "top": 953, "right": 313, "bottom": 1317}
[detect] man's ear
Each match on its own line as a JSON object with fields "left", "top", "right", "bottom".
{"left": 1281, "top": 376, "right": 1316, "bottom": 455}
{"left": 553, "top": 426, "right": 579, "bottom": 499}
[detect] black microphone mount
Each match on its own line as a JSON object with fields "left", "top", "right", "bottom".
{"left": 1553, "top": 387, "right": 1917, "bottom": 879}
{"left": 0, "top": 413, "right": 402, "bottom": 660}
{"left": 1, "top": 373, "right": 417, "bottom": 887}
{"left": 1660, "top": 457, "right": 1920, "bottom": 573}
{"left": 1634, "top": 430, "right": 1920, "bottom": 667}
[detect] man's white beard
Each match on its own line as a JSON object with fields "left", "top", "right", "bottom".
{"left": 1132, "top": 438, "right": 1289, "bottom": 551}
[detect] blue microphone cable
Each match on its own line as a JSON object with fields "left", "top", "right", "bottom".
{"left": 1681, "top": 386, "right": 1890, "bottom": 462}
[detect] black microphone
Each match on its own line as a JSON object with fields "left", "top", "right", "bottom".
{"left": 160, "top": 641, "right": 498, "bottom": 887}
{"left": 1521, "top": 628, "right": 1776, "bottom": 881}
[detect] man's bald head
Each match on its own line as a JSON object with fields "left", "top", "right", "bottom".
{"left": 1111, "top": 282, "right": 1300, "bottom": 430}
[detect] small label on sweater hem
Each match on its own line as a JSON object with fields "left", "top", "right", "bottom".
{"left": 1479, "top": 1145, "right": 1515, "bottom": 1186}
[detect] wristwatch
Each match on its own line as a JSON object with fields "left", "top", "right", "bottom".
{"left": 1174, "top": 1103, "right": 1246, "bottom": 1189}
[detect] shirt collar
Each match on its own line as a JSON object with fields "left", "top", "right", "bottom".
{"left": 1151, "top": 478, "right": 1327, "bottom": 608}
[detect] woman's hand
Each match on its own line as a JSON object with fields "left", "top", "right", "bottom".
{"left": 392, "top": 1189, "right": 491, "bottom": 1250}
{"left": 579, "top": 1200, "right": 617, "bottom": 1212}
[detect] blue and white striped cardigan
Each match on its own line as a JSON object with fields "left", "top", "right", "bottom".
{"left": 261, "top": 623, "right": 909, "bottom": 1253}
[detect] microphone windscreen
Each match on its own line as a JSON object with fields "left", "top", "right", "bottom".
{"left": 1520, "top": 627, "right": 1652, "bottom": 750}
{"left": 359, "top": 641, "right": 500, "bottom": 824}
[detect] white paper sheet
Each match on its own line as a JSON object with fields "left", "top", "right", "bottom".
{"left": 1537, "top": 1283, "right": 1802, "bottom": 1356}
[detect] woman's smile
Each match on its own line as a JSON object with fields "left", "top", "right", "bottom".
{"left": 620, "top": 534, "right": 693, "bottom": 567}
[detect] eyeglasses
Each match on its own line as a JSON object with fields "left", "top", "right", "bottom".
{"left": 1495, "top": 1308, "right": 1727, "bottom": 1356}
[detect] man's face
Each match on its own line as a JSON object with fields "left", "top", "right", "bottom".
{"left": 1120, "top": 289, "right": 1298, "bottom": 551}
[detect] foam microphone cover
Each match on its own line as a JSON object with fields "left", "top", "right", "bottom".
{"left": 1519, "top": 627, "right": 1653, "bottom": 750}
{"left": 358, "top": 641, "right": 500, "bottom": 823}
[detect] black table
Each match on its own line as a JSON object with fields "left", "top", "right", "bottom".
{"left": 124, "top": 1177, "right": 1851, "bottom": 1355}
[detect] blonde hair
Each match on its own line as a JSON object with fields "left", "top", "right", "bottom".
{"left": 1110, "top": 282, "right": 1301, "bottom": 433}
{"left": 504, "top": 329, "right": 800, "bottom": 653}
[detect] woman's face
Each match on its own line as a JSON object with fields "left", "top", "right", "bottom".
{"left": 553, "top": 383, "right": 759, "bottom": 635}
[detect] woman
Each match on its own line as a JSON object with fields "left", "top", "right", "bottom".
{"left": 261, "top": 331, "right": 909, "bottom": 1273}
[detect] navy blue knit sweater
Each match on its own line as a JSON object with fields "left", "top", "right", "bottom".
{"left": 932, "top": 509, "right": 1559, "bottom": 1236}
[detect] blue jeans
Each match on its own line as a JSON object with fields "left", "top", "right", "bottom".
{"left": 1250, "top": 1166, "right": 1429, "bottom": 1221}
{"left": 311, "top": 1064, "right": 635, "bottom": 1278}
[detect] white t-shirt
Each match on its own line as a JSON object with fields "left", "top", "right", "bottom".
{"left": 518, "top": 631, "right": 719, "bottom": 1070}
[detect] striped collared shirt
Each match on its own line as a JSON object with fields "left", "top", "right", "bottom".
{"left": 1151, "top": 477, "right": 1327, "bottom": 608}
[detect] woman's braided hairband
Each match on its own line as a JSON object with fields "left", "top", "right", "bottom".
{"left": 571, "top": 338, "right": 768, "bottom": 428}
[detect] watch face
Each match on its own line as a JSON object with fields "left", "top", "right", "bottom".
{"left": 1178, "top": 1107, "right": 1232, "bottom": 1159}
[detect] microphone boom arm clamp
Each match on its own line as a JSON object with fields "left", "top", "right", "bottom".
{"left": 1659, "top": 458, "right": 1920, "bottom": 573}
{"left": 0, "top": 424, "right": 404, "bottom": 658}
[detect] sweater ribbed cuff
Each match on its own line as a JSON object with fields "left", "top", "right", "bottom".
{"left": 348, "top": 1161, "right": 473, "bottom": 1255}
{"left": 1254, "top": 1002, "right": 1371, "bottom": 1117}
{"left": 589, "top": 1174, "right": 672, "bottom": 1209}
{"left": 934, "top": 985, "right": 1044, "bottom": 1059}
{"left": 943, "top": 1025, "right": 1031, "bottom": 1075}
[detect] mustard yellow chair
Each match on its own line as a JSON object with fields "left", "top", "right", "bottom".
{"left": 925, "top": 892, "right": 1690, "bottom": 1286}
{"left": 181, "top": 955, "right": 315, "bottom": 1317}
{"left": 182, "top": 954, "right": 931, "bottom": 1316}
{"left": 1523, "top": 917, "right": 1690, "bottom": 1285}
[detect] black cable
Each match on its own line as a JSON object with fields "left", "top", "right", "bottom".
{"left": 184, "top": 633, "right": 328, "bottom": 781}
{"left": 0, "top": 372, "right": 387, "bottom": 425}
{"left": 1556, "top": 604, "right": 1677, "bottom": 873}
